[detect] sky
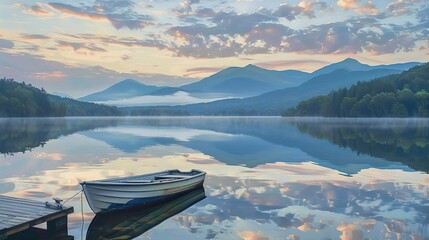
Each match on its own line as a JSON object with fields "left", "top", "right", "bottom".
{"left": 0, "top": 0, "right": 428, "bottom": 97}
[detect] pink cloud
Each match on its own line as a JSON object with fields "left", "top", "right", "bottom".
{"left": 355, "top": 1, "right": 378, "bottom": 15}
{"left": 337, "top": 0, "right": 359, "bottom": 10}
{"left": 237, "top": 231, "right": 269, "bottom": 240}
{"left": 47, "top": 2, "right": 107, "bottom": 21}
{"left": 33, "top": 71, "right": 66, "bottom": 80}
{"left": 14, "top": 3, "right": 53, "bottom": 17}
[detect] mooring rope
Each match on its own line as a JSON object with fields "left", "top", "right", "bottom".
{"left": 53, "top": 188, "right": 85, "bottom": 239}
{"left": 63, "top": 189, "right": 83, "bottom": 204}
{"left": 81, "top": 190, "right": 85, "bottom": 240}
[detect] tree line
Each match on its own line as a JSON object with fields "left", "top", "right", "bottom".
{"left": 283, "top": 63, "right": 429, "bottom": 117}
{"left": 0, "top": 77, "right": 121, "bottom": 117}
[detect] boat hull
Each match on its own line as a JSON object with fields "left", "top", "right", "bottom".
{"left": 86, "top": 186, "right": 206, "bottom": 240}
{"left": 82, "top": 172, "right": 205, "bottom": 214}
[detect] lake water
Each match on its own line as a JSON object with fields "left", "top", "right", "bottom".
{"left": 0, "top": 117, "right": 428, "bottom": 240}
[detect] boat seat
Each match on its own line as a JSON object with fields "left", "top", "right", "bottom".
{"left": 119, "top": 179, "right": 153, "bottom": 183}
{"left": 155, "top": 175, "right": 191, "bottom": 180}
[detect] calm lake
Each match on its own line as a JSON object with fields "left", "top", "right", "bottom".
{"left": 0, "top": 117, "right": 428, "bottom": 240}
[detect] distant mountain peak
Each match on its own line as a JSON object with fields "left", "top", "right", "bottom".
{"left": 342, "top": 58, "right": 361, "bottom": 63}
{"left": 117, "top": 79, "right": 141, "bottom": 85}
{"left": 244, "top": 64, "right": 262, "bottom": 70}
{"left": 312, "top": 58, "right": 369, "bottom": 75}
{"left": 78, "top": 78, "right": 160, "bottom": 102}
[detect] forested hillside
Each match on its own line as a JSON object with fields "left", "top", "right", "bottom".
{"left": 283, "top": 63, "right": 428, "bottom": 117}
{"left": 0, "top": 78, "right": 121, "bottom": 117}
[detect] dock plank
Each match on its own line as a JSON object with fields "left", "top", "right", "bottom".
{"left": 0, "top": 201, "right": 53, "bottom": 212}
{"left": 0, "top": 203, "right": 54, "bottom": 213}
{"left": 0, "top": 195, "right": 74, "bottom": 239}
{"left": 0, "top": 208, "right": 52, "bottom": 220}
{"left": 0, "top": 196, "right": 48, "bottom": 207}
{"left": 0, "top": 196, "right": 43, "bottom": 205}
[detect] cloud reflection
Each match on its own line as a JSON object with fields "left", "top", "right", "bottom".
{"left": 0, "top": 118, "right": 428, "bottom": 239}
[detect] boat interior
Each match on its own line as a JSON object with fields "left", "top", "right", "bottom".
{"left": 110, "top": 169, "right": 202, "bottom": 184}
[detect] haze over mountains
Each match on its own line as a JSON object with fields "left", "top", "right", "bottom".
{"left": 80, "top": 58, "right": 421, "bottom": 112}
{"left": 79, "top": 79, "right": 160, "bottom": 102}
{"left": 78, "top": 63, "right": 314, "bottom": 105}
{"left": 171, "top": 68, "right": 405, "bottom": 115}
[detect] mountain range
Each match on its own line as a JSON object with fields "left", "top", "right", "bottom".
{"left": 181, "top": 64, "right": 312, "bottom": 95}
{"left": 78, "top": 63, "right": 313, "bottom": 103}
{"left": 79, "top": 58, "right": 421, "bottom": 114}
{"left": 169, "top": 68, "right": 404, "bottom": 115}
{"left": 79, "top": 79, "right": 161, "bottom": 102}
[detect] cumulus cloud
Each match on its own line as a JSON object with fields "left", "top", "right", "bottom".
{"left": 14, "top": 3, "right": 53, "bottom": 17}
{"left": 337, "top": 0, "right": 360, "bottom": 10}
{"left": 174, "top": 2, "right": 326, "bottom": 21}
{"left": 385, "top": 0, "right": 421, "bottom": 16}
{"left": 299, "top": 1, "right": 329, "bottom": 17}
{"left": 7, "top": 0, "right": 426, "bottom": 61}
{"left": 272, "top": 3, "right": 311, "bottom": 20}
{"left": 174, "top": 0, "right": 200, "bottom": 15}
{"left": 237, "top": 231, "right": 269, "bottom": 240}
{"left": 162, "top": 1, "right": 427, "bottom": 58}
{"left": 355, "top": 1, "right": 378, "bottom": 15}
{"left": 39, "top": 1, "right": 421, "bottom": 59}
{"left": 46, "top": 1, "right": 154, "bottom": 30}
{"left": 214, "top": 12, "right": 277, "bottom": 34}
{"left": 165, "top": 1, "right": 420, "bottom": 58}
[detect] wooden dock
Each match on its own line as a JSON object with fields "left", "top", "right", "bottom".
{"left": 0, "top": 195, "right": 74, "bottom": 240}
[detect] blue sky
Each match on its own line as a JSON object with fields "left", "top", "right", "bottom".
{"left": 0, "top": 0, "right": 427, "bottom": 96}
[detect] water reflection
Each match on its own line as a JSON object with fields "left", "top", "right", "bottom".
{"left": 0, "top": 117, "right": 117, "bottom": 155}
{"left": 0, "top": 117, "right": 428, "bottom": 239}
{"left": 80, "top": 117, "right": 423, "bottom": 173}
{"left": 290, "top": 118, "right": 429, "bottom": 173}
{"left": 1, "top": 117, "right": 427, "bottom": 173}
{"left": 87, "top": 187, "right": 206, "bottom": 240}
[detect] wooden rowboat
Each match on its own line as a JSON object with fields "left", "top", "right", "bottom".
{"left": 80, "top": 169, "right": 206, "bottom": 214}
{"left": 86, "top": 186, "right": 206, "bottom": 240}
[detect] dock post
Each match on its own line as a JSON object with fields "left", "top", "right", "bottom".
{"left": 47, "top": 215, "right": 69, "bottom": 238}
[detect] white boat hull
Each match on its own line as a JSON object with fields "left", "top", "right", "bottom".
{"left": 81, "top": 170, "right": 205, "bottom": 214}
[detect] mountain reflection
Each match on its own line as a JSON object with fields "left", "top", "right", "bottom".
{"left": 80, "top": 117, "right": 423, "bottom": 173}
{"left": 2, "top": 117, "right": 427, "bottom": 173}
{"left": 1, "top": 117, "right": 428, "bottom": 239}
{"left": 289, "top": 118, "right": 429, "bottom": 173}
{"left": 0, "top": 118, "right": 117, "bottom": 155}
{"left": 86, "top": 187, "right": 206, "bottom": 240}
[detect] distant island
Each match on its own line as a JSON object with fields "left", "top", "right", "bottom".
{"left": 0, "top": 78, "right": 121, "bottom": 117}
{"left": 283, "top": 63, "right": 428, "bottom": 118}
